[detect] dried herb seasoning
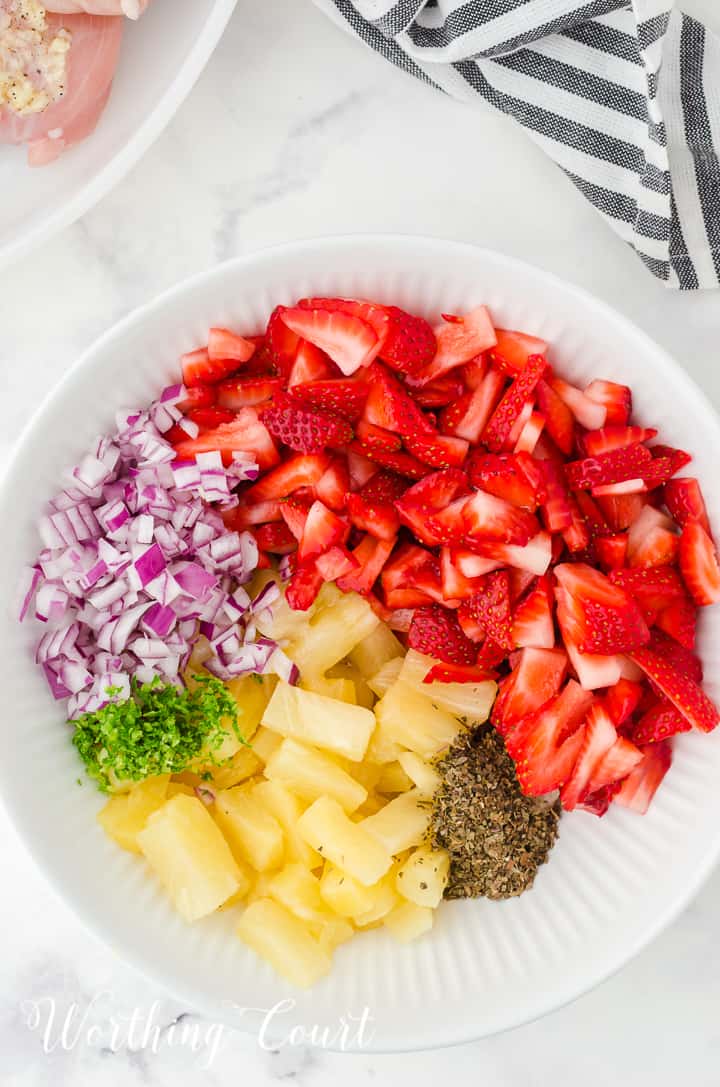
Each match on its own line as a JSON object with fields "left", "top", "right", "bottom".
{"left": 431, "top": 725, "right": 560, "bottom": 900}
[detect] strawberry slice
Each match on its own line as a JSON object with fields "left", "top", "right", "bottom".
{"left": 467, "top": 532, "right": 553, "bottom": 576}
{"left": 551, "top": 377, "right": 607, "bottom": 430}
{"left": 181, "top": 348, "right": 240, "bottom": 388}
{"left": 286, "top": 563, "right": 324, "bottom": 611}
{"left": 462, "top": 489, "right": 539, "bottom": 545}
{"left": 655, "top": 595, "right": 697, "bottom": 650}
{"left": 583, "top": 379, "right": 631, "bottom": 426}
{"left": 216, "top": 376, "right": 282, "bottom": 410}
{"left": 535, "top": 379, "right": 575, "bottom": 455}
{"left": 586, "top": 736, "right": 644, "bottom": 794}
{"left": 360, "top": 470, "right": 407, "bottom": 504}
{"left": 297, "top": 500, "right": 349, "bottom": 562}
{"left": 538, "top": 460, "right": 573, "bottom": 533}
{"left": 630, "top": 644, "right": 719, "bottom": 732}
{"left": 378, "top": 305, "right": 436, "bottom": 376}
{"left": 424, "top": 662, "right": 496, "bottom": 683}
{"left": 279, "top": 498, "right": 310, "bottom": 542}
{"left": 595, "top": 534, "right": 628, "bottom": 571}
{"left": 439, "top": 369, "right": 506, "bottom": 443}
{"left": 630, "top": 698, "right": 692, "bottom": 744}
{"left": 172, "top": 408, "right": 279, "bottom": 470}
{"left": 336, "top": 534, "right": 396, "bottom": 595}
{"left": 647, "top": 630, "right": 703, "bottom": 684}
{"left": 345, "top": 448, "right": 379, "bottom": 490}
{"left": 504, "top": 680, "right": 593, "bottom": 795}
{"left": 482, "top": 354, "right": 548, "bottom": 452}
{"left": 182, "top": 406, "right": 236, "bottom": 431}
{"left": 177, "top": 385, "right": 215, "bottom": 413}
{"left": 223, "top": 499, "right": 282, "bottom": 530}
{"left": 679, "top": 521, "right": 720, "bottom": 606}
{"left": 280, "top": 307, "right": 380, "bottom": 375}
{"left": 555, "top": 562, "right": 650, "bottom": 655}
{"left": 560, "top": 703, "right": 617, "bottom": 811}
{"left": 382, "top": 542, "right": 440, "bottom": 597}
{"left": 408, "top": 605, "right": 477, "bottom": 665}
{"left": 596, "top": 492, "right": 647, "bottom": 531}
{"left": 439, "top": 548, "right": 486, "bottom": 602}
{"left": 663, "top": 477, "right": 711, "bottom": 535}
{"left": 356, "top": 419, "right": 403, "bottom": 453}
{"left": 405, "top": 430, "right": 470, "bottom": 469}
{"left": 467, "top": 452, "right": 538, "bottom": 510}
{"left": 581, "top": 425, "right": 657, "bottom": 457}
{"left": 291, "top": 379, "right": 368, "bottom": 420}
{"left": 512, "top": 574, "right": 555, "bottom": 649}
{"left": 316, "top": 546, "right": 358, "bottom": 582}
{"left": 298, "top": 296, "right": 391, "bottom": 347}
{"left": 496, "top": 646, "right": 568, "bottom": 731}
{"left": 609, "top": 566, "right": 685, "bottom": 615}
{"left": 460, "top": 570, "right": 513, "bottom": 650}
{"left": 364, "top": 364, "right": 434, "bottom": 439}
{"left": 562, "top": 494, "right": 591, "bottom": 553}
{"left": 346, "top": 492, "right": 400, "bottom": 541}
{"left": 565, "top": 444, "right": 653, "bottom": 491}
{"left": 207, "top": 327, "right": 256, "bottom": 364}
{"left": 411, "top": 374, "right": 466, "bottom": 408}
{"left": 395, "top": 468, "right": 469, "bottom": 545}
{"left": 490, "top": 328, "right": 548, "bottom": 375}
{"left": 261, "top": 394, "right": 353, "bottom": 454}
{"left": 349, "top": 443, "right": 430, "bottom": 480}
{"left": 603, "top": 678, "right": 644, "bottom": 726}
{"left": 614, "top": 741, "right": 672, "bottom": 814}
{"left": 243, "top": 452, "right": 331, "bottom": 502}
{"left": 577, "top": 783, "right": 622, "bottom": 817}
{"left": 417, "top": 305, "right": 497, "bottom": 384}
{"left": 254, "top": 521, "right": 297, "bottom": 554}
{"left": 266, "top": 306, "right": 301, "bottom": 378}
{"left": 315, "top": 458, "right": 350, "bottom": 512}
{"left": 287, "top": 341, "right": 335, "bottom": 387}
{"left": 514, "top": 412, "right": 546, "bottom": 455}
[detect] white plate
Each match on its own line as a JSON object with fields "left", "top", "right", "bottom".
{"left": 2, "top": 236, "right": 720, "bottom": 1052}
{"left": 0, "top": 0, "right": 237, "bottom": 270}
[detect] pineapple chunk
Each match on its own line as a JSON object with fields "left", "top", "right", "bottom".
{"left": 397, "top": 751, "right": 442, "bottom": 797}
{"left": 262, "top": 681, "right": 375, "bottom": 762}
{"left": 396, "top": 846, "right": 449, "bottom": 908}
{"left": 400, "top": 650, "right": 496, "bottom": 723}
{"left": 298, "top": 797, "right": 392, "bottom": 886}
{"left": 97, "top": 775, "right": 170, "bottom": 853}
{"left": 384, "top": 901, "right": 434, "bottom": 943}
{"left": 312, "top": 917, "right": 355, "bottom": 954}
{"left": 287, "top": 592, "right": 379, "bottom": 679}
{"left": 301, "top": 674, "right": 356, "bottom": 704}
{"left": 367, "top": 657, "right": 403, "bottom": 698}
{"left": 319, "top": 865, "right": 377, "bottom": 917}
{"left": 360, "top": 790, "right": 431, "bottom": 854}
{"left": 376, "top": 761, "right": 413, "bottom": 795}
{"left": 166, "top": 782, "right": 195, "bottom": 799}
{"left": 245, "top": 870, "right": 276, "bottom": 905}
{"left": 218, "top": 865, "right": 254, "bottom": 910}
{"left": 200, "top": 746, "right": 263, "bottom": 790}
{"left": 353, "top": 794, "right": 387, "bottom": 818}
{"left": 365, "top": 720, "right": 405, "bottom": 765}
{"left": 252, "top": 725, "right": 283, "bottom": 765}
{"left": 214, "top": 788, "right": 284, "bottom": 871}
{"left": 266, "top": 863, "right": 328, "bottom": 923}
{"left": 349, "top": 622, "right": 404, "bottom": 679}
{"left": 375, "top": 681, "right": 463, "bottom": 758}
{"left": 351, "top": 761, "right": 382, "bottom": 794}
{"left": 237, "top": 898, "right": 332, "bottom": 988}
{"left": 252, "top": 779, "right": 320, "bottom": 868}
{"left": 353, "top": 866, "right": 400, "bottom": 927}
{"left": 328, "top": 660, "right": 375, "bottom": 709}
{"left": 265, "top": 737, "right": 367, "bottom": 813}
{"left": 138, "top": 794, "right": 242, "bottom": 922}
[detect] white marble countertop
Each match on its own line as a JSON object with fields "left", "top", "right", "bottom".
{"left": 2, "top": 1, "right": 720, "bottom": 1083}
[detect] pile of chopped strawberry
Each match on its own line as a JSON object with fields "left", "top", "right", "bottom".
{"left": 168, "top": 299, "right": 720, "bottom": 818}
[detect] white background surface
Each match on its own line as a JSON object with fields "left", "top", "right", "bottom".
{"left": 1, "top": 1, "right": 719, "bottom": 1084}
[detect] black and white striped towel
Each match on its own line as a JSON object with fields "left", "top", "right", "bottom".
{"left": 313, "top": 0, "right": 720, "bottom": 290}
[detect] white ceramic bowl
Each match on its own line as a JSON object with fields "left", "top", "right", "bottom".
{"left": 0, "top": 0, "right": 237, "bottom": 270}
{"left": 2, "top": 236, "right": 720, "bottom": 1052}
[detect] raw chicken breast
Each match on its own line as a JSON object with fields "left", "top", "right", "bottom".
{"left": 0, "top": 9, "right": 123, "bottom": 165}
{"left": 45, "top": 0, "right": 149, "bottom": 17}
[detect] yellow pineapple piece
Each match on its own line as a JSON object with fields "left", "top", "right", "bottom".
{"left": 365, "top": 721, "right": 405, "bottom": 766}
{"left": 400, "top": 650, "right": 497, "bottom": 723}
{"left": 395, "top": 845, "right": 449, "bottom": 908}
{"left": 166, "top": 781, "right": 195, "bottom": 799}
{"left": 349, "top": 622, "right": 404, "bottom": 679}
{"left": 353, "top": 866, "right": 400, "bottom": 927}
{"left": 286, "top": 592, "right": 379, "bottom": 679}
{"left": 264, "top": 737, "right": 367, "bottom": 813}
{"left": 236, "top": 898, "right": 331, "bottom": 988}
{"left": 351, "top": 761, "right": 382, "bottom": 793}
{"left": 311, "top": 917, "right": 355, "bottom": 954}
{"left": 360, "top": 789, "right": 431, "bottom": 854}
{"left": 137, "top": 794, "right": 242, "bottom": 922}
{"left": 245, "top": 870, "right": 276, "bottom": 905}
{"left": 298, "top": 796, "right": 392, "bottom": 886}
{"left": 266, "top": 863, "right": 328, "bottom": 923}
{"left": 262, "top": 681, "right": 375, "bottom": 762}
{"left": 200, "top": 746, "right": 263, "bottom": 790}
{"left": 375, "top": 681, "right": 463, "bottom": 758}
{"left": 301, "top": 674, "right": 357, "bottom": 704}
{"left": 319, "top": 865, "right": 377, "bottom": 918}
{"left": 327, "top": 660, "right": 375, "bottom": 709}
{"left": 397, "top": 751, "right": 442, "bottom": 797}
{"left": 252, "top": 779, "right": 320, "bottom": 868}
{"left": 251, "top": 725, "right": 283, "bottom": 765}
{"left": 214, "top": 788, "right": 284, "bottom": 871}
{"left": 367, "top": 657, "right": 403, "bottom": 698}
{"left": 384, "top": 901, "right": 434, "bottom": 943}
{"left": 97, "top": 775, "right": 170, "bottom": 854}
{"left": 376, "top": 761, "right": 413, "bottom": 795}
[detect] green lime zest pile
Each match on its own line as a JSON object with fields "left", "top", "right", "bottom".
{"left": 72, "top": 676, "right": 244, "bottom": 792}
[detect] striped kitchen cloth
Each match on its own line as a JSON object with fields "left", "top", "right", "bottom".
{"left": 313, "top": 0, "right": 720, "bottom": 290}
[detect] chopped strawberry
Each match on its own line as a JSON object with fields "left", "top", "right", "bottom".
{"left": 418, "top": 305, "right": 497, "bottom": 384}
{"left": 439, "top": 548, "right": 485, "bottom": 602}
{"left": 266, "top": 306, "right": 301, "bottom": 378}
{"left": 565, "top": 444, "right": 653, "bottom": 491}
{"left": 286, "top": 563, "right": 324, "bottom": 611}
{"left": 467, "top": 532, "right": 553, "bottom": 576}
{"left": 555, "top": 562, "right": 650, "bottom": 655}
{"left": 345, "top": 448, "right": 378, "bottom": 490}
{"left": 172, "top": 408, "right": 279, "bottom": 470}
{"left": 291, "top": 378, "right": 368, "bottom": 420}
{"left": 583, "top": 379, "right": 631, "bottom": 426}
{"left": 551, "top": 377, "right": 607, "bottom": 430}
{"left": 514, "top": 412, "right": 546, "bottom": 455}
{"left": 287, "top": 341, "right": 335, "bottom": 387}
{"left": 279, "top": 498, "right": 310, "bottom": 542}
{"left": 628, "top": 526, "right": 678, "bottom": 569}
{"left": 595, "top": 492, "right": 647, "bottom": 531}
{"left": 378, "top": 305, "right": 436, "bottom": 376}
{"left": 440, "top": 369, "right": 506, "bottom": 443}
{"left": 614, "top": 741, "right": 672, "bottom": 814}
{"left": 647, "top": 630, "right": 703, "bottom": 684}
{"left": 313, "top": 458, "right": 349, "bottom": 512}
{"left": 410, "top": 373, "right": 466, "bottom": 408}
{"left": 364, "top": 364, "right": 434, "bottom": 439}
{"left": 655, "top": 595, "right": 697, "bottom": 650}
{"left": 297, "top": 500, "right": 348, "bottom": 563}
{"left": 535, "top": 379, "right": 575, "bottom": 455}
{"left": 405, "top": 430, "right": 470, "bottom": 469}
{"left": 505, "top": 680, "right": 593, "bottom": 795}
{"left": 496, "top": 646, "right": 568, "bottom": 731}
{"left": 586, "top": 735, "right": 644, "bottom": 795}
{"left": 207, "top": 327, "right": 256, "bottom": 364}
{"left": 280, "top": 307, "right": 380, "bottom": 375}
{"left": 609, "top": 566, "right": 685, "bottom": 616}
{"left": 482, "top": 354, "right": 547, "bottom": 452}
{"left": 595, "top": 534, "right": 628, "bottom": 571}
{"left": 468, "top": 452, "right": 538, "bottom": 510}
{"left": 603, "top": 678, "right": 644, "bottom": 726}
{"left": 512, "top": 575, "right": 555, "bottom": 649}
{"left": 679, "top": 521, "right": 720, "bottom": 606}
{"left": 462, "top": 489, "right": 539, "bottom": 546}
{"left": 181, "top": 348, "right": 239, "bottom": 388}
{"left": 244, "top": 452, "right": 331, "bottom": 502}
{"left": 316, "top": 546, "right": 358, "bottom": 582}
{"left": 298, "top": 296, "right": 391, "bottom": 347}
{"left": 336, "top": 534, "right": 396, "bottom": 595}
{"left": 630, "top": 644, "right": 719, "bottom": 732}
{"left": 346, "top": 492, "right": 400, "bottom": 541}
{"left": 663, "top": 477, "right": 711, "bottom": 535}
{"left": 261, "top": 394, "right": 353, "bottom": 454}
{"left": 562, "top": 494, "right": 592, "bottom": 553}
{"left": 254, "top": 521, "right": 297, "bottom": 554}
{"left": 360, "top": 470, "right": 407, "bottom": 504}
{"left": 223, "top": 499, "right": 282, "bottom": 530}
{"left": 581, "top": 425, "right": 657, "bottom": 457}
{"left": 459, "top": 570, "right": 513, "bottom": 650}
{"left": 538, "top": 460, "right": 573, "bottom": 533}
{"left": 395, "top": 468, "right": 469, "bottom": 545}
{"left": 490, "top": 328, "right": 548, "bottom": 375}
{"left": 356, "top": 419, "right": 402, "bottom": 453}
{"left": 452, "top": 549, "right": 503, "bottom": 580}
{"left": 424, "top": 662, "right": 496, "bottom": 683}
{"left": 350, "top": 444, "right": 430, "bottom": 480}
{"left": 216, "top": 376, "right": 282, "bottom": 410}
{"left": 177, "top": 384, "right": 215, "bottom": 413}
{"left": 630, "top": 699, "right": 692, "bottom": 744}
{"left": 183, "top": 406, "right": 236, "bottom": 431}
{"left": 560, "top": 703, "right": 617, "bottom": 810}
{"left": 408, "top": 604, "right": 477, "bottom": 665}
{"left": 577, "top": 783, "right": 621, "bottom": 817}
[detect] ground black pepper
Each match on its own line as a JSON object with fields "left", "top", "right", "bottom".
{"left": 431, "top": 726, "right": 560, "bottom": 900}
